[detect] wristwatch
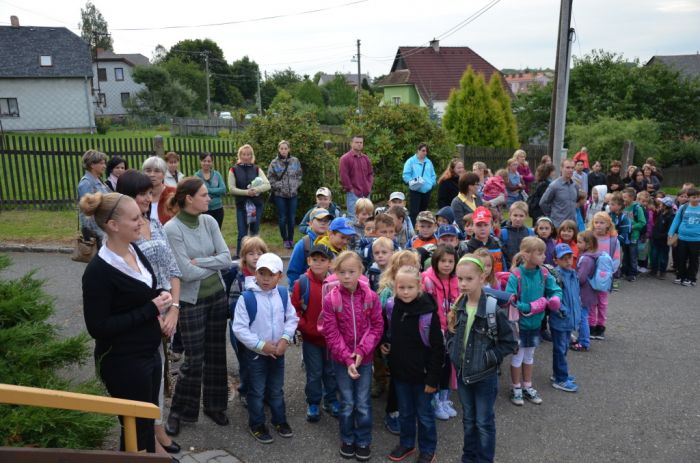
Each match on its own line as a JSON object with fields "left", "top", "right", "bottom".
{"left": 171, "top": 303, "right": 180, "bottom": 309}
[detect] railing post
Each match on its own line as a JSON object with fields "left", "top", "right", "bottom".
{"left": 621, "top": 140, "right": 635, "bottom": 172}
{"left": 456, "top": 144, "right": 465, "bottom": 166}
{"left": 122, "top": 415, "right": 138, "bottom": 452}
{"left": 153, "top": 135, "right": 164, "bottom": 157}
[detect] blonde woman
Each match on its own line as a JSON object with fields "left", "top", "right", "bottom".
{"left": 228, "top": 144, "right": 271, "bottom": 256}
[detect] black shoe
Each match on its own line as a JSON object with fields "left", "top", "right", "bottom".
{"left": 388, "top": 444, "right": 416, "bottom": 461}
{"left": 164, "top": 413, "right": 180, "bottom": 436}
{"left": 355, "top": 445, "right": 371, "bottom": 461}
{"left": 250, "top": 425, "right": 274, "bottom": 444}
{"left": 161, "top": 440, "right": 181, "bottom": 454}
{"left": 590, "top": 325, "right": 600, "bottom": 340}
{"left": 274, "top": 422, "right": 293, "bottom": 438}
{"left": 340, "top": 442, "right": 355, "bottom": 459}
{"left": 598, "top": 326, "right": 606, "bottom": 340}
{"left": 417, "top": 451, "right": 436, "bottom": 463}
{"left": 540, "top": 329, "right": 552, "bottom": 342}
{"left": 203, "top": 409, "right": 229, "bottom": 426}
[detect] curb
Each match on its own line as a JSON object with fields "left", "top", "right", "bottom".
{"left": 0, "top": 243, "right": 73, "bottom": 254}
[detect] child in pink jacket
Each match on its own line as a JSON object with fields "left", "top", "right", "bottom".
{"left": 322, "top": 251, "right": 383, "bottom": 461}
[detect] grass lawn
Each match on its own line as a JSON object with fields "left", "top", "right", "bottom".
{"left": 0, "top": 207, "right": 287, "bottom": 255}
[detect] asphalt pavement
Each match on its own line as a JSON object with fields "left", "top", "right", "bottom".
{"left": 2, "top": 251, "right": 699, "bottom": 462}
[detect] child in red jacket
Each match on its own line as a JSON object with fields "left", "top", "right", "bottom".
{"left": 291, "top": 244, "right": 339, "bottom": 423}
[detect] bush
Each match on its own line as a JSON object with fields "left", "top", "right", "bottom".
{"left": 0, "top": 255, "right": 113, "bottom": 448}
{"left": 346, "top": 94, "right": 451, "bottom": 206}
{"left": 659, "top": 139, "right": 700, "bottom": 166}
{"left": 95, "top": 117, "right": 110, "bottom": 135}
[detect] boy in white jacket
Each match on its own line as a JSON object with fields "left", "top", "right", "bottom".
{"left": 233, "top": 253, "right": 299, "bottom": 444}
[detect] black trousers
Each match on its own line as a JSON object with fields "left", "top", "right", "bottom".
{"left": 409, "top": 190, "right": 431, "bottom": 226}
{"left": 204, "top": 207, "right": 224, "bottom": 230}
{"left": 676, "top": 240, "right": 700, "bottom": 283}
{"left": 99, "top": 350, "right": 161, "bottom": 452}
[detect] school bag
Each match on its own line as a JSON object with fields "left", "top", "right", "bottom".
{"left": 451, "top": 294, "right": 500, "bottom": 341}
{"left": 240, "top": 287, "right": 289, "bottom": 325}
{"left": 585, "top": 252, "right": 614, "bottom": 292}
{"left": 296, "top": 274, "right": 313, "bottom": 312}
{"left": 507, "top": 265, "right": 558, "bottom": 330}
{"left": 316, "top": 274, "right": 371, "bottom": 335}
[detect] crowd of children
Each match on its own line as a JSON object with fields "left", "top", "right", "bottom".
{"left": 222, "top": 173, "right": 699, "bottom": 463}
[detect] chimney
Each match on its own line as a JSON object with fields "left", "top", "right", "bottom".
{"left": 429, "top": 38, "right": 439, "bottom": 53}
{"left": 10, "top": 15, "right": 19, "bottom": 27}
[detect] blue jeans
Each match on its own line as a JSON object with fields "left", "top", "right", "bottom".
{"left": 551, "top": 328, "right": 571, "bottom": 382}
{"left": 333, "top": 362, "right": 373, "bottom": 447}
{"left": 578, "top": 307, "right": 590, "bottom": 348}
{"left": 345, "top": 191, "right": 359, "bottom": 220}
{"left": 273, "top": 195, "right": 298, "bottom": 242}
{"left": 457, "top": 373, "right": 498, "bottom": 463}
{"left": 246, "top": 351, "right": 286, "bottom": 428}
{"left": 302, "top": 342, "right": 337, "bottom": 406}
{"left": 650, "top": 242, "right": 669, "bottom": 274}
{"left": 235, "top": 202, "right": 263, "bottom": 257}
{"left": 622, "top": 241, "right": 638, "bottom": 278}
{"left": 394, "top": 380, "right": 437, "bottom": 455}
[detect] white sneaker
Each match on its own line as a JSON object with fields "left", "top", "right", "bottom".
{"left": 442, "top": 400, "right": 458, "bottom": 417}
{"left": 638, "top": 267, "right": 648, "bottom": 274}
{"left": 433, "top": 398, "right": 449, "bottom": 420}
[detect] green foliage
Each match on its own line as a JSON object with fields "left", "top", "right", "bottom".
{"left": 241, "top": 104, "right": 336, "bottom": 217}
{"left": 513, "top": 80, "right": 552, "bottom": 143}
{"left": 567, "top": 117, "right": 663, "bottom": 166}
{"left": 130, "top": 66, "right": 197, "bottom": 117}
{"left": 230, "top": 56, "right": 260, "bottom": 101}
{"left": 160, "top": 57, "right": 207, "bottom": 111}
{"left": 660, "top": 140, "right": 700, "bottom": 166}
{"left": 346, "top": 93, "right": 450, "bottom": 203}
{"left": 268, "top": 68, "right": 303, "bottom": 90}
{"left": 488, "top": 74, "right": 519, "bottom": 148}
{"left": 260, "top": 81, "right": 278, "bottom": 110}
{"left": 0, "top": 256, "right": 113, "bottom": 447}
{"left": 269, "top": 89, "right": 293, "bottom": 109}
{"left": 94, "top": 117, "right": 110, "bottom": 135}
{"left": 79, "top": 1, "right": 112, "bottom": 51}
{"left": 322, "top": 75, "right": 357, "bottom": 107}
{"left": 292, "top": 79, "right": 325, "bottom": 108}
{"left": 444, "top": 67, "right": 515, "bottom": 148}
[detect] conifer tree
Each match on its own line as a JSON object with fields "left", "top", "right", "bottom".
{"left": 488, "top": 73, "right": 519, "bottom": 148}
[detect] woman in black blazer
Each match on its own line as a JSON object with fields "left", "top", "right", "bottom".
{"left": 80, "top": 191, "right": 173, "bottom": 454}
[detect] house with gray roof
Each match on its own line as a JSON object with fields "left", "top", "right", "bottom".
{"left": 0, "top": 16, "right": 95, "bottom": 133}
{"left": 93, "top": 49, "right": 149, "bottom": 117}
{"left": 646, "top": 54, "right": 700, "bottom": 80}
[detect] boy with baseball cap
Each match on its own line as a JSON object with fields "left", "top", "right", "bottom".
{"left": 232, "top": 253, "right": 300, "bottom": 443}
{"left": 465, "top": 206, "right": 507, "bottom": 273}
{"left": 409, "top": 210, "right": 438, "bottom": 249}
{"left": 288, "top": 208, "right": 332, "bottom": 289}
{"left": 551, "top": 243, "right": 581, "bottom": 393}
{"left": 299, "top": 187, "right": 342, "bottom": 235}
{"left": 315, "top": 217, "right": 357, "bottom": 256}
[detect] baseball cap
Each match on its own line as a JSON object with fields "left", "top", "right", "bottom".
{"left": 659, "top": 197, "right": 674, "bottom": 208}
{"left": 329, "top": 217, "right": 357, "bottom": 235}
{"left": 555, "top": 243, "right": 574, "bottom": 259}
{"left": 437, "top": 224, "right": 459, "bottom": 238}
{"left": 308, "top": 244, "right": 334, "bottom": 260}
{"left": 310, "top": 208, "right": 332, "bottom": 221}
{"left": 315, "top": 187, "right": 331, "bottom": 197}
{"left": 256, "top": 253, "right": 283, "bottom": 274}
{"left": 389, "top": 191, "right": 405, "bottom": 201}
{"left": 472, "top": 207, "right": 492, "bottom": 225}
{"left": 416, "top": 210, "right": 436, "bottom": 224}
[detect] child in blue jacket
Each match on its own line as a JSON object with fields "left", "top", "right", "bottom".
{"left": 551, "top": 244, "right": 581, "bottom": 393}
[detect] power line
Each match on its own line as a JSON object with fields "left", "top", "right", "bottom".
{"left": 111, "top": 0, "right": 368, "bottom": 31}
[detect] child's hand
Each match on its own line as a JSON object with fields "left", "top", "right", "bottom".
{"left": 424, "top": 385, "right": 437, "bottom": 394}
{"left": 351, "top": 352, "right": 363, "bottom": 367}
{"left": 262, "top": 342, "right": 277, "bottom": 358}
{"left": 347, "top": 364, "right": 360, "bottom": 380}
{"left": 380, "top": 343, "right": 391, "bottom": 355}
{"left": 274, "top": 339, "right": 289, "bottom": 357}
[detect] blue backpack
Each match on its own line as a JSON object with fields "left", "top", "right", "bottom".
{"left": 241, "top": 287, "right": 289, "bottom": 325}
{"left": 587, "top": 252, "right": 614, "bottom": 292}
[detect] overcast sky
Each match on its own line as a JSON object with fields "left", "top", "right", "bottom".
{"left": 2, "top": 0, "right": 699, "bottom": 78}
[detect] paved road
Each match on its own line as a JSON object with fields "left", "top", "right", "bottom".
{"left": 3, "top": 251, "right": 699, "bottom": 462}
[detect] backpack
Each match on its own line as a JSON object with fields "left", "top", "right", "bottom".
{"left": 527, "top": 181, "right": 546, "bottom": 218}
{"left": 384, "top": 296, "right": 435, "bottom": 347}
{"left": 302, "top": 235, "right": 312, "bottom": 261}
{"left": 297, "top": 274, "right": 312, "bottom": 312}
{"left": 452, "top": 294, "right": 499, "bottom": 341}
{"left": 240, "top": 286, "right": 289, "bottom": 326}
{"left": 633, "top": 203, "right": 648, "bottom": 239}
{"left": 508, "top": 266, "right": 553, "bottom": 324}
{"left": 586, "top": 252, "right": 614, "bottom": 292}
{"left": 224, "top": 262, "right": 246, "bottom": 317}
{"left": 316, "top": 274, "right": 372, "bottom": 335}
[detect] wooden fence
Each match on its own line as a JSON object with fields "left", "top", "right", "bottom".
{"left": 170, "top": 117, "right": 245, "bottom": 136}
{"left": 659, "top": 164, "right": 700, "bottom": 188}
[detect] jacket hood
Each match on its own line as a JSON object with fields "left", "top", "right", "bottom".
{"left": 436, "top": 206, "right": 455, "bottom": 224}
{"left": 592, "top": 184, "right": 608, "bottom": 205}
{"left": 486, "top": 176, "right": 506, "bottom": 188}
{"left": 395, "top": 292, "right": 437, "bottom": 317}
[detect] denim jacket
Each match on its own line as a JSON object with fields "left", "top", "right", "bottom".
{"left": 447, "top": 293, "right": 517, "bottom": 385}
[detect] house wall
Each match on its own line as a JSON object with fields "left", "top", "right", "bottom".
{"left": 381, "top": 85, "right": 423, "bottom": 106}
{"left": 432, "top": 101, "right": 447, "bottom": 117}
{"left": 0, "top": 77, "right": 95, "bottom": 132}
{"left": 92, "top": 61, "right": 145, "bottom": 116}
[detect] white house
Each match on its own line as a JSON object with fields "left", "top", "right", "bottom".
{"left": 93, "top": 49, "right": 149, "bottom": 117}
{"left": 0, "top": 16, "right": 95, "bottom": 133}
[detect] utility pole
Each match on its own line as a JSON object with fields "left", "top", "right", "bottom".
{"left": 203, "top": 51, "right": 211, "bottom": 119}
{"left": 256, "top": 70, "right": 262, "bottom": 114}
{"left": 356, "top": 39, "right": 361, "bottom": 113}
{"left": 547, "top": 0, "right": 573, "bottom": 174}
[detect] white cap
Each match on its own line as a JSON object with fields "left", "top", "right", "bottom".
{"left": 256, "top": 253, "right": 283, "bottom": 274}
{"left": 390, "top": 191, "right": 405, "bottom": 201}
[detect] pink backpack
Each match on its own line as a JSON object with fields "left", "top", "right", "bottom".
{"left": 317, "top": 273, "right": 372, "bottom": 336}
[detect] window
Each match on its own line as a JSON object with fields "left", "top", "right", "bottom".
{"left": 120, "top": 92, "right": 130, "bottom": 105}
{"left": 40, "top": 55, "right": 52, "bottom": 67}
{"left": 392, "top": 96, "right": 401, "bottom": 105}
{"left": 0, "top": 98, "right": 20, "bottom": 117}
{"left": 114, "top": 68, "right": 124, "bottom": 81}
{"left": 97, "top": 68, "right": 107, "bottom": 82}
{"left": 98, "top": 93, "right": 106, "bottom": 107}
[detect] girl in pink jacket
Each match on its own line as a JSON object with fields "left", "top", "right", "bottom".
{"left": 322, "top": 251, "right": 383, "bottom": 461}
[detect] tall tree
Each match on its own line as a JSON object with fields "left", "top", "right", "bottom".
{"left": 322, "top": 75, "right": 356, "bottom": 107}
{"left": 129, "top": 66, "right": 196, "bottom": 117}
{"left": 488, "top": 73, "right": 519, "bottom": 148}
{"left": 79, "top": 1, "right": 113, "bottom": 51}
{"left": 269, "top": 68, "right": 302, "bottom": 90}
{"left": 230, "top": 56, "right": 260, "bottom": 101}
{"left": 292, "top": 79, "right": 324, "bottom": 108}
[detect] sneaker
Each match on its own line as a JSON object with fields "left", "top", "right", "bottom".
{"left": 638, "top": 267, "right": 648, "bottom": 274}
{"left": 692, "top": 281, "right": 697, "bottom": 287}
{"left": 274, "top": 422, "right": 293, "bottom": 438}
{"left": 523, "top": 387, "right": 543, "bottom": 404}
{"left": 443, "top": 399, "right": 458, "bottom": 417}
{"left": 626, "top": 276, "right": 637, "bottom": 282}
{"left": 510, "top": 388, "right": 524, "bottom": 406}
{"left": 417, "top": 452, "right": 437, "bottom": 463}
{"left": 540, "top": 329, "right": 552, "bottom": 342}
{"left": 570, "top": 342, "right": 589, "bottom": 352}
{"left": 612, "top": 280, "right": 621, "bottom": 291}
{"left": 355, "top": 445, "right": 371, "bottom": 461}
{"left": 552, "top": 379, "right": 578, "bottom": 392}
{"left": 682, "top": 280, "right": 692, "bottom": 287}
{"left": 323, "top": 400, "right": 341, "bottom": 417}
{"left": 674, "top": 277, "right": 683, "bottom": 285}
{"left": 433, "top": 397, "right": 450, "bottom": 420}
{"left": 384, "top": 412, "right": 400, "bottom": 435}
{"left": 589, "top": 326, "right": 600, "bottom": 340}
{"left": 388, "top": 445, "right": 416, "bottom": 461}
{"left": 550, "top": 374, "right": 576, "bottom": 383}
{"left": 250, "top": 425, "right": 273, "bottom": 444}
{"left": 306, "top": 404, "right": 320, "bottom": 422}
{"left": 340, "top": 442, "right": 355, "bottom": 459}
{"left": 598, "top": 326, "right": 606, "bottom": 340}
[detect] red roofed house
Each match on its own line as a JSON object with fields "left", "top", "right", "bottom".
{"left": 375, "top": 40, "right": 511, "bottom": 117}
{"left": 505, "top": 71, "right": 553, "bottom": 94}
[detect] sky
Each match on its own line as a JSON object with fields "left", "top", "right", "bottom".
{"left": 1, "top": 0, "right": 699, "bottom": 78}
